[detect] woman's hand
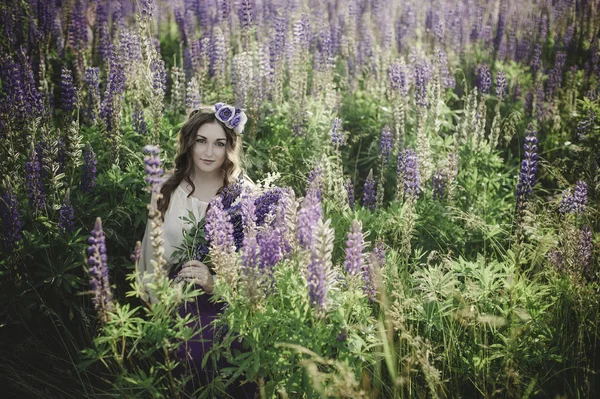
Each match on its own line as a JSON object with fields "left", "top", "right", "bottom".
{"left": 176, "top": 260, "right": 215, "bottom": 294}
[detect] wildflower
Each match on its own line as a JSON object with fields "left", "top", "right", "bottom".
{"left": 364, "top": 240, "right": 386, "bottom": 301}
{"left": 397, "top": 149, "right": 421, "bottom": 199}
{"left": 25, "top": 144, "right": 45, "bottom": 211}
{"left": 344, "top": 178, "right": 355, "bottom": 210}
{"left": 516, "top": 124, "right": 538, "bottom": 208}
{"left": 298, "top": 186, "right": 322, "bottom": 249}
{"left": 477, "top": 63, "right": 491, "bottom": 95}
{"left": 344, "top": 220, "right": 365, "bottom": 276}
{"left": 307, "top": 219, "right": 333, "bottom": 313}
{"left": 61, "top": 67, "right": 78, "bottom": 113}
{"left": 362, "top": 169, "right": 376, "bottom": 210}
{"left": 414, "top": 59, "right": 429, "bottom": 107}
{"left": 576, "top": 110, "right": 594, "bottom": 141}
{"left": 58, "top": 200, "right": 75, "bottom": 233}
{"left": 388, "top": 62, "right": 408, "bottom": 96}
{"left": 559, "top": 181, "right": 587, "bottom": 214}
{"left": 132, "top": 106, "right": 148, "bottom": 135}
{"left": 531, "top": 44, "right": 542, "bottom": 73}
{"left": 205, "top": 196, "right": 235, "bottom": 251}
{"left": 496, "top": 70, "right": 507, "bottom": 100}
{"left": 331, "top": 117, "right": 344, "bottom": 147}
{"left": 81, "top": 147, "right": 98, "bottom": 193}
{"left": 85, "top": 67, "right": 100, "bottom": 122}
{"left": 87, "top": 217, "right": 114, "bottom": 323}
{"left": 143, "top": 145, "right": 164, "bottom": 192}
{"left": 185, "top": 77, "right": 201, "bottom": 115}
{"left": 0, "top": 191, "right": 22, "bottom": 252}
{"left": 130, "top": 241, "right": 142, "bottom": 263}
{"left": 432, "top": 170, "right": 447, "bottom": 200}
{"left": 379, "top": 125, "right": 393, "bottom": 164}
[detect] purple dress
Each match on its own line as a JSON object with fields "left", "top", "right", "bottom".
{"left": 168, "top": 269, "right": 256, "bottom": 397}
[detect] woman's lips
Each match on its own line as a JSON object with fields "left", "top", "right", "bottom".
{"left": 201, "top": 159, "right": 214, "bottom": 164}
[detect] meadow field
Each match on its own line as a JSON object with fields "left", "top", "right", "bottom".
{"left": 0, "top": 0, "right": 599, "bottom": 397}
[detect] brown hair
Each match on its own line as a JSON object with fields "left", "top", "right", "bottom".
{"left": 157, "top": 106, "right": 243, "bottom": 217}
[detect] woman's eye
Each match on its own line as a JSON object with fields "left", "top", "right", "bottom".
{"left": 216, "top": 142, "right": 225, "bottom": 147}
{"left": 196, "top": 138, "right": 205, "bottom": 143}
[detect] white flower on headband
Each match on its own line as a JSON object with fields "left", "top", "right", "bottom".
{"left": 214, "top": 102, "right": 247, "bottom": 135}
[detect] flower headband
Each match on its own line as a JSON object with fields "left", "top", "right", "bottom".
{"left": 214, "top": 102, "right": 247, "bottom": 135}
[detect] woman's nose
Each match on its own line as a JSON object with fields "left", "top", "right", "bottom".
{"left": 205, "top": 144, "right": 213, "bottom": 156}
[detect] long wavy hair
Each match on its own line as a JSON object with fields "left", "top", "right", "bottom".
{"left": 157, "top": 106, "right": 243, "bottom": 217}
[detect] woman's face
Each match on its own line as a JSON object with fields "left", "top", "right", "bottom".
{"left": 191, "top": 121, "right": 228, "bottom": 175}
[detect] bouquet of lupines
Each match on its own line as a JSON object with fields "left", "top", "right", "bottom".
{"left": 172, "top": 180, "right": 288, "bottom": 274}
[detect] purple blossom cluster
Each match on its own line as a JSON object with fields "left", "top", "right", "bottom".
{"left": 362, "top": 169, "right": 376, "bottom": 210}
{"left": 85, "top": 67, "right": 100, "bottom": 122}
{"left": 143, "top": 145, "right": 164, "bottom": 192}
{"left": 25, "top": 146, "right": 45, "bottom": 211}
{"left": 496, "top": 70, "right": 507, "bottom": 100}
{"left": 344, "top": 178, "right": 355, "bottom": 210}
{"left": 414, "top": 59, "right": 430, "bottom": 107}
{"left": 477, "top": 63, "right": 491, "bottom": 95}
{"left": 0, "top": 191, "right": 22, "bottom": 252}
{"left": 379, "top": 125, "right": 393, "bottom": 164}
{"left": 132, "top": 107, "right": 148, "bottom": 135}
{"left": 432, "top": 170, "right": 447, "bottom": 200}
{"left": 307, "top": 246, "right": 327, "bottom": 310}
{"left": 397, "top": 149, "right": 421, "bottom": 199}
{"left": 61, "top": 67, "right": 78, "bottom": 113}
{"left": 87, "top": 217, "right": 113, "bottom": 322}
{"left": 364, "top": 240, "right": 386, "bottom": 301}
{"left": 388, "top": 62, "right": 408, "bottom": 96}
{"left": 331, "top": 117, "right": 344, "bottom": 147}
{"left": 81, "top": 148, "right": 98, "bottom": 194}
{"left": 559, "top": 181, "right": 587, "bottom": 214}
{"left": 59, "top": 201, "right": 75, "bottom": 233}
{"left": 344, "top": 220, "right": 365, "bottom": 276}
{"left": 577, "top": 110, "right": 595, "bottom": 141}
{"left": 205, "top": 196, "right": 235, "bottom": 250}
{"left": 298, "top": 186, "right": 322, "bottom": 249}
{"left": 516, "top": 124, "right": 538, "bottom": 208}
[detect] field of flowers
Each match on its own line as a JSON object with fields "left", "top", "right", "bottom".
{"left": 1, "top": 0, "right": 599, "bottom": 397}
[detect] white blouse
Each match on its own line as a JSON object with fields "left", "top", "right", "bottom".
{"left": 138, "top": 182, "right": 210, "bottom": 284}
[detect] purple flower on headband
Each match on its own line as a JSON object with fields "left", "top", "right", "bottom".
{"left": 216, "top": 104, "right": 235, "bottom": 122}
{"left": 230, "top": 113, "right": 243, "bottom": 128}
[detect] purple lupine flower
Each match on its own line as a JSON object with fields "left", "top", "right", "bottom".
{"left": 58, "top": 200, "right": 75, "bottom": 233}
{"left": 547, "top": 51, "right": 567, "bottom": 98}
{"left": 494, "top": 1, "right": 507, "bottom": 52}
{"left": 87, "top": 217, "right": 114, "bottom": 323}
{"left": 257, "top": 226, "right": 283, "bottom": 272}
{"left": 307, "top": 249, "right": 327, "bottom": 310}
{"left": 345, "top": 178, "right": 355, "bottom": 210}
{"left": 432, "top": 170, "right": 447, "bottom": 200}
{"left": 240, "top": 191, "right": 257, "bottom": 232}
{"left": 477, "top": 63, "right": 492, "bottom": 95}
{"left": 516, "top": 124, "right": 538, "bottom": 208}
{"left": 379, "top": 125, "right": 393, "bottom": 164}
{"left": 151, "top": 57, "right": 167, "bottom": 99}
{"left": 307, "top": 165, "right": 324, "bottom": 200}
{"left": 132, "top": 106, "right": 148, "bottom": 135}
{"left": 388, "top": 62, "right": 408, "bottom": 96}
{"left": 577, "top": 110, "right": 595, "bottom": 141}
{"left": 61, "top": 67, "right": 78, "bottom": 113}
{"left": 254, "top": 187, "right": 284, "bottom": 226}
{"left": 205, "top": 196, "right": 235, "bottom": 250}
{"left": 531, "top": 44, "right": 542, "bottom": 73}
{"left": 141, "top": 0, "right": 155, "bottom": 18}
{"left": 238, "top": 0, "right": 255, "bottom": 31}
{"left": 25, "top": 145, "right": 45, "bottom": 211}
{"left": 143, "top": 145, "right": 164, "bottom": 192}
{"left": 130, "top": 241, "right": 142, "bottom": 263}
{"left": 85, "top": 67, "right": 100, "bottom": 122}
{"left": 241, "top": 233, "right": 260, "bottom": 270}
{"left": 67, "top": 0, "right": 88, "bottom": 51}
{"left": 362, "top": 169, "right": 376, "bottom": 210}
{"left": 344, "top": 220, "right": 365, "bottom": 276}
{"left": 298, "top": 187, "right": 322, "bottom": 249}
{"left": 496, "top": 70, "right": 507, "bottom": 100}
{"left": 414, "top": 59, "right": 429, "bottom": 107}
{"left": 397, "top": 149, "right": 421, "bottom": 199}
{"left": 81, "top": 148, "right": 98, "bottom": 193}
{"left": 579, "top": 226, "right": 593, "bottom": 280}
{"left": 331, "top": 117, "right": 344, "bottom": 147}
{"left": 559, "top": 181, "right": 587, "bottom": 214}
{"left": 0, "top": 191, "right": 22, "bottom": 252}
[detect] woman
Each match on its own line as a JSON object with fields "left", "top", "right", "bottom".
{"left": 138, "top": 103, "right": 255, "bottom": 397}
